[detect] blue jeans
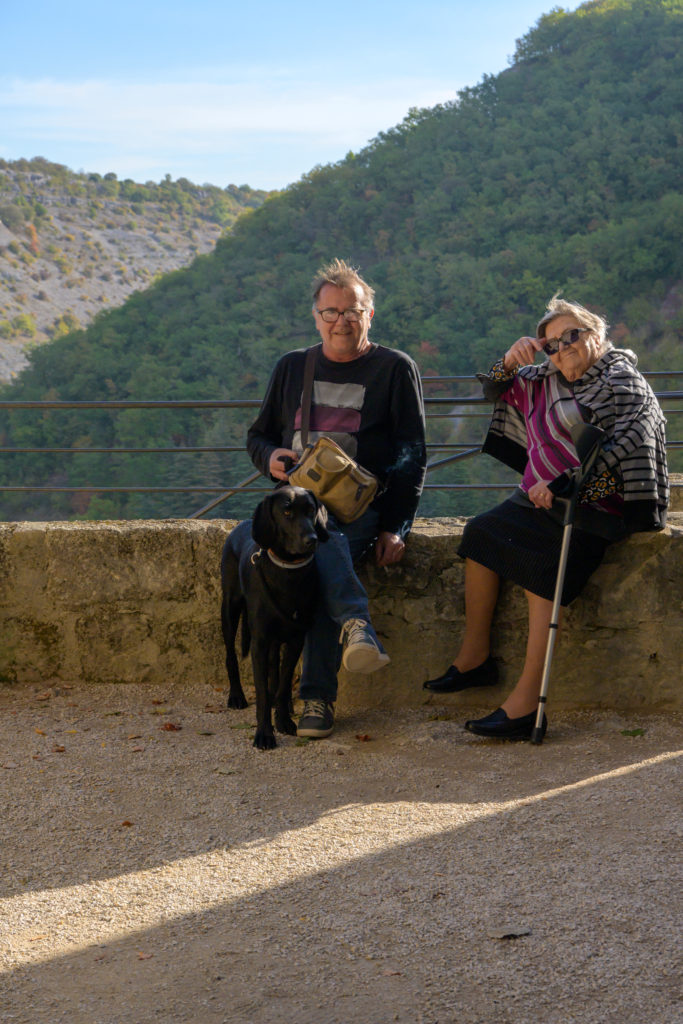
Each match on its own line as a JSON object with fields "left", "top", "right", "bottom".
{"left": 300, "top": 507, "right": 385, "bottom": 702}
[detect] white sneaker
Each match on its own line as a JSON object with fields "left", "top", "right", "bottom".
{"left": 341, "top": 618, "right": 390, "bottom": 674}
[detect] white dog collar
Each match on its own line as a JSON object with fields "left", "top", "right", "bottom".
{"left": 266, "top": 549, "right": 315, "bottom": 569}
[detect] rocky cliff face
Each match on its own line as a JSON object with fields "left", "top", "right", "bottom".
{"left": 0, "top": 161, "right": 268, "bottom": 381}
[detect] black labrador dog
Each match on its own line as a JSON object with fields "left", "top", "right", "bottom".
{"left": 220, "top": 486, "right": 329, "bottom": 749}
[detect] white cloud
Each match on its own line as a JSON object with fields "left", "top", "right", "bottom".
{"left": 1, "top": 73, "right": 458, "bottom": 154}
{"left": 0, "top": 72, "right": 461, "bottom": 187}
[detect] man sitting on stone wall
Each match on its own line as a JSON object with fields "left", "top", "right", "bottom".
{"left": 247, "top": 259, "right": 427, "bottom": 739}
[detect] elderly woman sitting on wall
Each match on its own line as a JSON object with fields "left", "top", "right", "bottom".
{"left": 423, "top": 296, "right": 669, "bottom": 740}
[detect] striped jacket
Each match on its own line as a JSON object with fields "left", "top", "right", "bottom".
{"left": 479, "top": 348, "right": 669, "bottom": 533}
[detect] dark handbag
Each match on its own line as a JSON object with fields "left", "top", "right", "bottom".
{"left": 288, "top": 346, "right": 380, "bottom": 522}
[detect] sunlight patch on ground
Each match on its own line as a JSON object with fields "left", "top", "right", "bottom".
{"left": 2, "top": 750, "right": 679, "bottom": 971}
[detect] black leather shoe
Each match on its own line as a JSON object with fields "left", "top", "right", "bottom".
{"left": 464, "top": 707, "right": 547, "bottom": 741}
{"left": 423, "top": 656, "right": 499, "bottom": 693}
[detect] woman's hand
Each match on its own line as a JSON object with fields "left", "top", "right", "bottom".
{"left": 527, "top": 481, "right": 554, "bottom": 509}
{"left": 503, "top": 336, "right": 545, "bottom": 372}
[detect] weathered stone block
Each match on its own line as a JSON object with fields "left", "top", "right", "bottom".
{"left": 0, "top": 616, "right": 64, "bottom": 684}
{"left": 44, "top": 522, "right": 199, "bottom": 605}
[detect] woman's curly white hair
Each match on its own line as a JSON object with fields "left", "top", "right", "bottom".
{"left": 536, "top": 295, "right": 610, "bottom": 354}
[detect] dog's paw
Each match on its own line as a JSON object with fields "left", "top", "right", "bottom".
{"left": 227, "top": 691, "right": 248, "bottom": 710}
{"left": 275, "top": 714, "right": 297, "bottom": 736}
{"left": 253, "top": 730, "right": 277, "bottom": 750}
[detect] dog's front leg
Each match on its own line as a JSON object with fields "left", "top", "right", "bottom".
{"left": 274, "top": 638, "right": 303, "bottom": 736}
{"left": 251, "top": 645, "right": 276, "bottom": 750}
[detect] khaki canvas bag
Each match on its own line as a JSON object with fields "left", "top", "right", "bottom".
{"left": 288, "top": 346, "right": 380, "bottom": 523}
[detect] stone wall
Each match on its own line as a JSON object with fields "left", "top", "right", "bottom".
{"left": 1, "top": 509, "right": 681, "bottom": 711}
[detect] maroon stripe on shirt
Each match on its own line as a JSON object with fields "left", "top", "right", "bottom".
{"left": 294, "top": 405, "right": 362, "bottom": 434}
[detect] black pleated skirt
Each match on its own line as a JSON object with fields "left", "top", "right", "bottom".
{"left": 457, "top": 497, "right": 610, "bottom": 605}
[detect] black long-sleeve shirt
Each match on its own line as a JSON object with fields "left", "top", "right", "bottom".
{"left": 247, "top": 343, "right": 427, "bottom": 537}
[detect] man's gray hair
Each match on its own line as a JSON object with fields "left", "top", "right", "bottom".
{"left": 311, "top": 259, "right": 375, "bottom": 311}
{"left": 536, "top": 295, "right": 610, "bottom": 352}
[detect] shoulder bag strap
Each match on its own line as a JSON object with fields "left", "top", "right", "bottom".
{"left": 300, "top": 345, "right": 319, "bottom": 448}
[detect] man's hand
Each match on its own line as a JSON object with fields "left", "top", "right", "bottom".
{"left": 269, "top": 448, "right": 298, "bottom": 481}
{"left": 375, "top": 531, "right": 405, "bottom": 567}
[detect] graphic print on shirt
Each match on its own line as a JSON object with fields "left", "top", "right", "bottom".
{"left": 293, "top": 380, "right": 365, "bottom": 458}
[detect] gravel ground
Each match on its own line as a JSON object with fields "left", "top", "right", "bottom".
{"left": 0, "top": 680, "right": 681, "bottom": 1024}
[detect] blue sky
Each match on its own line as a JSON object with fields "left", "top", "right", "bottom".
{"left": 2, "top": 0, "right": 583, "bottom": 191}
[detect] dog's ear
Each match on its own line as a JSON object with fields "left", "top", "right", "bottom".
{"left": 252, "top": 493, "right": 278, "bottom": 550}
{"left": 312, "top": 495, "right": 330, "bottom": 542}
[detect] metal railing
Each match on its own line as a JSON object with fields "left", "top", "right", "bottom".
{"left": 0, "top": 372, "right": 681, "bottom": 518}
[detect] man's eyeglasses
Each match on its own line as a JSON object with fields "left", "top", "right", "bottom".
{"left": 316, "top": 307, "right": 366, "bottom": 323}
{"left": 542, "top": 327, "right": 590, "bottom": 356}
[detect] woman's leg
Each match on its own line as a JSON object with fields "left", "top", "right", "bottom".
{"left": 500, "top": 590, "right": 561, "bottom": 719}
{"left": 452, "top": 558, "right": 500, "bottom": 671}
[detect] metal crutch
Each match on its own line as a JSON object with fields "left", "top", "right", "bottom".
{"left": 531, "top": 421, "right": 605, "bottom": 744}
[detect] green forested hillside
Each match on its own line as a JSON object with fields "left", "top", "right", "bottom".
{"left": 1, "top": 0, "right": 682, "bottom": 521}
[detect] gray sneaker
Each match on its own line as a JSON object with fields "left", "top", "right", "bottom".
{"left": 297, "top": 699, "right": 335, "bottom": 738}
{"left": 341, "top": 618, "right": 391, "bottom": 674}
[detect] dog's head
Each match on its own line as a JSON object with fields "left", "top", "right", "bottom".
{"left": 252, "top": 486, "right": 329, "bottom": 560}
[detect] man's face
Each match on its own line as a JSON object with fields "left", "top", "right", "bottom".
{"left": 313, "top": 283, "right": 373, "bottom": 362}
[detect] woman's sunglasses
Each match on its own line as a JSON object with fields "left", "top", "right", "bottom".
{"left": 542, "top": 327, "right": 590, "bottom": 356}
